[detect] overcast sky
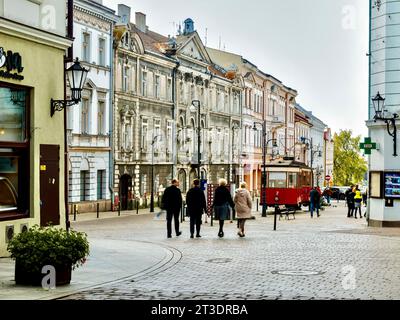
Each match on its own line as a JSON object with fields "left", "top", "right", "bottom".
{"left": 104, "top": 0, "right": 369, "bottom": 137}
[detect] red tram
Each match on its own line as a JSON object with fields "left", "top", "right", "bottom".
{"left": 262, "top": 158, "right": 315, "bottom": 209}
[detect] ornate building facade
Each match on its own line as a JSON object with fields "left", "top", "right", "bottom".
{"left": 67, "top": 0, "right": 116, "bottom": 212}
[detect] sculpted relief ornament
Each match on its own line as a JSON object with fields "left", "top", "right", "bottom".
{"left": 74, "top": 9, "right": 110, "bottom": 32}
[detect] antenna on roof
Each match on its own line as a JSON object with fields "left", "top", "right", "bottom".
{"left": 219, "top": 36, "right": 221, "bottom": 50}
{"left": 205, "top": 28, "right": 208, "bottom": 46}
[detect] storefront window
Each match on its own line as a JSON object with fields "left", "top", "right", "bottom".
{"left": 0, "top": 84, "right": 29, "bottom": 217}
{"left": 0, "top": 88, "right": 26, "bottom": 142}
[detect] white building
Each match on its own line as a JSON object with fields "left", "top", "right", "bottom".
{"left": 367, "top": 0, "right": 400, "bottom": 227}
{"left": 296, "top": 104, "right": 327, "bottom": 187}
{"left": 68, "top": 0, "right": 116, "bottom": 212}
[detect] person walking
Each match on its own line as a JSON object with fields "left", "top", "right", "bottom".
{"left": 161, "top": 179, "right": 183, "bottom": 238}
{"left": 213, "top": 178, "right": 235, "bottom": 238}
{"left": 354, "top": 187, "right": 363, "bottom": 219}
{"left": 323, "top": 187, "right": 333, "bottom": 205}
{"left": 186, "top": 179, "right": 207, "bottom": 238}
{"left": 309, "top": 187, "right": 321, "bottom": 218}
{"left": 234, "top": 182, "right": 253, "bottom": 237}
{"left": 345, "top": 185, "right": 355, "bottom": 218}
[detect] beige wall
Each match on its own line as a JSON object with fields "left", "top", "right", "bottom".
{"left": 0, "top": 29, "right": 70, "bottom": 256}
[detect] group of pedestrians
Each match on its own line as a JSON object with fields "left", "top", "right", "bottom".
{"left": 161, "top": 178, "right": 253, "bottom": 239}
{"left": 345, "top": 185, "right": 366, "bottom": 219}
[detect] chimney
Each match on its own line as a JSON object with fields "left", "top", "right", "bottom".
{"left": 118, "top": 4, "right": 131, "bottom": 24}
{"left": 136, "top": 12, "right": 147, "bottom": 33}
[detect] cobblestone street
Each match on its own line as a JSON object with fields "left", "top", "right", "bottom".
{"left": 60, "top": 202, "right": 400, "bottom": 300}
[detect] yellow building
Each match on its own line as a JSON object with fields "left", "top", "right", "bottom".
{"left": 0, "top": 1, "right": 71, "bottom": 256}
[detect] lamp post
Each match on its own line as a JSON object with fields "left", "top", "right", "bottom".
{"left": 191, "top": 100, "right": 201, "bottom": 178}
{"left": 230, "top": 123, "right": 240, "bottom": 187}
{"left": 50, "top": 58, "right": 89, "bottom": 117}
{"left": 372, "top": 92, "right": 399, "bottom": 157}
{"left": 150, "top": 135, "right": 160, "bottom": 213}
{"left": 253, "top": 121, "right": 278, "bottom": 217}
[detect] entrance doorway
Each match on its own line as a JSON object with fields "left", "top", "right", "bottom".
{"left": 40, "top": 144, "right": 60, "bottom": 226}
{"left": 120, "top": 174, "right": 132, "bottom": 210}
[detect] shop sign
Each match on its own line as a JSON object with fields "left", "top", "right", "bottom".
{"left": 0, "top": 47, "right": 24, "bottom": 81}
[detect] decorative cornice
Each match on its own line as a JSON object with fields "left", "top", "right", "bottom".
{"left": 74, "top": 7, "right": 112, "bottom": 32}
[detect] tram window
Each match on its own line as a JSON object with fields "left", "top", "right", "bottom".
{"left": 268, "top": 172, "right": 287, "bottom": 188}
{"left": 288, "top": 173, "right": 297, "bottom": 188}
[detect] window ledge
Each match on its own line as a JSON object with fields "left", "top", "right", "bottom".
{"left": 0, "top": 212, "right": 29, "bottom": 222}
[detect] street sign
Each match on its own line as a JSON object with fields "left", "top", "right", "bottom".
{"left": 359, "top": 137, "right": 378, "bottom": 155}
{"left": 325, "top": 175, "right": 331, "bottom": 181}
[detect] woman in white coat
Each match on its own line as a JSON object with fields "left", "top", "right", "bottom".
{"left": 233, "top": 182, "right": 253, "bottom": 237}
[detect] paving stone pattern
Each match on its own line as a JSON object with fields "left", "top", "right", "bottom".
{"left": 61, "top": 203, "right": 400, "bottom": 300}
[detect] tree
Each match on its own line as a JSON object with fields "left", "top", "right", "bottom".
{"left": 333, "top": 130, "right": 368, "bottom": 186}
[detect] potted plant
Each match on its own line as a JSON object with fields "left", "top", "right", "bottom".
{"left": 7, "top": 225, "right": 89, "bottom": 286}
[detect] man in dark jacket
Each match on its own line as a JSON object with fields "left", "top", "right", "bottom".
{"left": 186, "top": 179, "right": 207, "bottom": 238}
{"left": 309, "top": 187, "right": 320, "bottom": 218}
{"left": 345, "top": 186, "right": 355, "bottom": 218}
{"left": 161, "top": 179, "right": 183, "bottom": 238}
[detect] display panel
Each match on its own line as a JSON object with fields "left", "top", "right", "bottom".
{"left": 384, "top": 172, "right": 400, "bottom": 199}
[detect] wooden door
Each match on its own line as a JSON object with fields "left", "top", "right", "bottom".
{"left": 40, "top": 144, "right": 60, "bottom": 226}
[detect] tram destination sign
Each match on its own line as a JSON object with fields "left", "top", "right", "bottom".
{"left": 0, "top": 46, "right": 24, "bottom": 81}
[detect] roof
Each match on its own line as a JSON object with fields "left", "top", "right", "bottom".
{"left": 129, "top": 23, "right": 170, "bottom": 54}
{"left": 266, "top": 158, "right": 311, "bottom": 169}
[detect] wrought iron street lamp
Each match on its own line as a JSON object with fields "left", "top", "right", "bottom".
{"left": 372, "top": 92, "right": 399, "bottom": 157}
{"left": 253, "top": 121, "right": 278, "bottom": 217}
{"left": 51, "top": 58, "right": 89, "bottom": 117}
{"left": 190, "top": 100, "right": 202, "bottom": 178}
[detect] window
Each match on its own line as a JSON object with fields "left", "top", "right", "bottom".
{"left": 81, "top": 99, "right": 89, "bottom": 134}
{"left": 80, "top": 170, "right": 89, "bottom": 201}
{"left": 141, "top": 118, "right": 148, "bottom": 150}
{"left": 82, "top": 32, "right": 91, "bottom": 62}
{"left": 97, "top": 170, "right": 105, "bottom": 200}
{"left": 166, "top": 120, "right": 173, "bottom": 154}
{"left": 268, "top": 172, "right": 287, "bottom": 188}
{"left": 0, "top": 86, "right": 29, "bottom": 216}
{"left": 98, "top": 38, "right": 106, "bottom": 66}
{"left": 123, "top": 65, "right": 129, "bottom": 92}
{"left": 288, "top": 173, "right": 297, "bottom": 188}
{"left": 142, "top": 71, "right": 147, "bottom": 96}
{"left": 98, "top": 101, "right": 105, "bottom": 135}
{"left": 155, "top": 75, "right": 160, "bottom": 99}
{"left": 167, "top": 78, "right": 172, "bottom": 101}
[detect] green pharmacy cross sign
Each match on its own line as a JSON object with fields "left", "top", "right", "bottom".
{"left": 359, "top": 137, "right": 378, "bottom": 155}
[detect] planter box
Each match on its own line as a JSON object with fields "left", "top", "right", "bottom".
{"left": 15, "top": 260, "right": 72, "bottom": 286}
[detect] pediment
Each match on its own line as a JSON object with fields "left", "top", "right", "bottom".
{"left": 177, "top": 33, "right": 211, "bottom": 64}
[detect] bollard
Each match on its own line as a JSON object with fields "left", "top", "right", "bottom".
{"left": 97, "top": 203, "right": 99, "bottom": 219}
{"left": 256, "top": 198, "right": 259, "bottom": 212}
{"left": 274, "top": 205, "right": 278, "bottom": 231}
{"left": 73, "top": 204, "right": 77, "bottom": 221}
{"left": 211, "top": 210, "right": 213, "bottom": 227}
{"left": 118, "top": 201, "right": 121, "bottom": 216}
{"left": 136, "top": 200, "right": 139, "bottom": 214}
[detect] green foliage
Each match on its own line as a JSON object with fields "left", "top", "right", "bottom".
{"left": 333, "top": 129, "right": 368, "bottom": 186}
{"left": 7, "top": 225, "right": 89, "bottom": 273}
